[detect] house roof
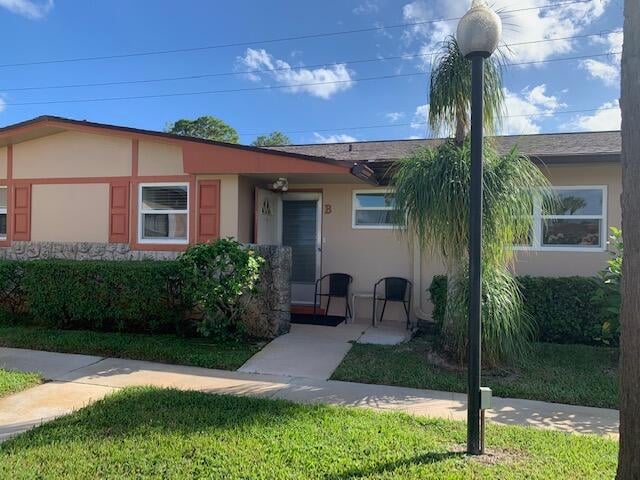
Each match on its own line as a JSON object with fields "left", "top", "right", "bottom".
{"left": 0, "top": 115, "right": 379, "bottom": 181}
{"left": 266, "top": 131, "right": 621, "bottom": 164}
{"left": 0, "top": 115, "right": 348, "bottom": 167}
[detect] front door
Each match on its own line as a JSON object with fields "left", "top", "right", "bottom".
{"left": 281, "top": 193, "right": 321, "bottom": 304}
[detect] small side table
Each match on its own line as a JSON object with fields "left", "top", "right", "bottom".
{"left": 350, "top": 292, "right": 378, "bottom": 326}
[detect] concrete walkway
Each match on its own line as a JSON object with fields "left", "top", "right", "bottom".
{"left": 238, "top": 323, "right": 365, "bottom": 378}
{"left": 238, "top": 322, "right": 412, "bottom": 379}
{"left": 0, "top": 347, "right": 619, "bottom": 443}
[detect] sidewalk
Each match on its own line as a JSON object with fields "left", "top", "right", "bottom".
{"left": 0, "top": 347, "right": 620, "bottom": 442}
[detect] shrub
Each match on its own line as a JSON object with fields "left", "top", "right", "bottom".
{"left": 429, "top": 274, "right": 606, "bottom": 345}
{"left": 592, "top": 227, "right": 622, "bottom": 345}
{"left": 178, "top": 239, "right": 264, "bottom": 339}
{"left": 428, "top": 276, "right": 447, "bottom": 333}
{"left": 0, "top": 260, "right": 185, "bottom": 333}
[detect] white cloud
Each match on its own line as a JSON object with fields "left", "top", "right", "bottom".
{"left": 593, "top": 30, "right": 623, "bottom": 51}
{"left": 401, "top": 0, "right": 465, "bottom": 64}
{"left": 237, "top": 48, "right": 354, "bottom": 100}
{"left": 501, "top": 85, "right": 564, "bottom": 135}
{"left": 0, "top": 97, "right": 6, "bottom": 113}
{"left": 353, "top": 0, "right": 379, "bottom": 15}
{"left": 0, "top": 0, "right": 53, "bottom": 19}
{"left": 385, "top": 112, "right": 404, "bottom": 123}
{"left": 526, "top": 84, "right": 565, "bottom": 111}
{"left": 568, "top": 100, "right": 621, "bottom": 131}
{"left": 401, "top": 0, "right": 612, "bottom": 65}
{"left": 580, "top": 59, "right": 620, "bottom": 86}
{"left": 313, "top": 133, "right": 358, "bottom": 143}
{"left": 411, "top": 103, "right": 429, "bottom": 129}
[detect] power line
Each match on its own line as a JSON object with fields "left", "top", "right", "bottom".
{"left": 0, "top": 0, "right": 601, "bottom": 69}
{"left": 1, "top": 72, "right": 424, "bottom": 106}
{"left": 2, "top": 46, "right": 621, "bottom": 107}
{"left": 0, "top": 47, "right": 620, "bottom": 106}
{"left": 0, "top": 47, "right": 621, "bottom": 93}
{"left": 237, "top": 107, "right": 620, "bottom": 137}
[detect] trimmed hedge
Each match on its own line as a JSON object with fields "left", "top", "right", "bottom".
{"left": 428, "top": 275, "right": 606, "bottom": 345}
{"left": 0, "top": 260, "right": 186, "bottom": 334}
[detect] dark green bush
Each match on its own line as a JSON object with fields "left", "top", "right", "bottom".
{"left": 429, "top": 274, "right": 608, "bottom": 345}
{"left": 0, "top": 260, "right": 186, "bottom": 333}
{"left": 428, "top": 276, "right": 448, "bottom": 333}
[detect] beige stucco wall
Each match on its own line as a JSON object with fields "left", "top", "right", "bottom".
{"left": 138, "top": 141, "right": 184, "bottom": 176}
{"left": 288, "top": 183, "right": 413, "bottom": 320}
{"left": 196, "top": 174, "right": 239, "bottom": 238}
{"left": 13, "top": 131, "right": 131, "bottom": 179}
{"left": 0, "top": 147, "right": 7, "bottom": 179}
{"left": 31, "top": 183, "right": 110, "bottom": 242}
{"left": 285, "top": 162, "right": 622, "bottom": 320}
{"left": 513, "top": 162, "right": 621, "bottom": 276}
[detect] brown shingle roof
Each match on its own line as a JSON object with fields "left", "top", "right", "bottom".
{"left": 266, "top": 131, "right": 621, "bottom": 164}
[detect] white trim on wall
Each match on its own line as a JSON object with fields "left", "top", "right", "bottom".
{"left": 138, "top": 182, "right": 190, "bottom": 245}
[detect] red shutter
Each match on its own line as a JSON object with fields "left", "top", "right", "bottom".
{"left": 197, "top": 180, "right": 220, "bottom": 243}
{"left": 109, "top": 182, "right": 130, "bottom": 243}
{"left": 12, "top": 184, "right": 31, "bottom": 241}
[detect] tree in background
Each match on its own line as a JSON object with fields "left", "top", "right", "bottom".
{"left": 252, "top": 131, "right": 291, "bottom": 147}
{"left": 617, "top": 0, "right": 639, "bottom": 476}
{"left": 167, "top": 116, "right": 239, "bottom": 144}
{"left": 392, "top": 35, "right": 552, "bottom": 366}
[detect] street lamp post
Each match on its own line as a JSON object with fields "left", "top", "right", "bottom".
{"left": 456, "top": 0, "right": 502, "bottom": 456}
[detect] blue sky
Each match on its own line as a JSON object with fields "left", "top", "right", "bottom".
{"left": 0, "top": 0, "right": 624, "bottom": 144}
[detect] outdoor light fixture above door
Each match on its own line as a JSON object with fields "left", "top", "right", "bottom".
{"left": 271, "top": 177, "right": 289, "bottom": 192}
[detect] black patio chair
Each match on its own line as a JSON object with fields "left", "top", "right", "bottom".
{"left": 313, "top": 273, "right": 353, "bottom": 322}
{"left": 372, "top": 277, "right": 412, "bottom": 329}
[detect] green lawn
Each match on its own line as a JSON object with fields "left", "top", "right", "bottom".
{"left": 332, "top": 335, "right": 619, "bottom": 409}
{"left": 0, "top": 325, "right": 264, "bottom": 371}
{"left": 0, "top": 387, "right": 618, "bottom": 479}
{"left": 0, "top": 369, "right": 41, "bottom": 398}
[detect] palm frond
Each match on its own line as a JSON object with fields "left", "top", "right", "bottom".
{"left": 428, "top": 36, "right": 505, "bottom": 141}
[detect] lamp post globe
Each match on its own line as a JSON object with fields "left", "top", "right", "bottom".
{"left": 456, "top": 0, "right": 501, "bottom": 456}
{"left": 456, "top": 0, "right": 502, "bottom": 58}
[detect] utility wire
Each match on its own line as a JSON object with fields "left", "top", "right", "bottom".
{"left": 237, "top": 107, "right": 620, "bottom": 137}
{"left": 1, "top": 72, "right": 423, "bottom": 106}
{"left": 2, "top": 46, "right": 622, "bottom": 107}
{"left": 0, "top": 0, "right": 603, "bottom": 69}
{"left": 0, "top": 48, "right": 621, "bottom": 93}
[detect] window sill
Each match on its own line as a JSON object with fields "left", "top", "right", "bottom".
{"left": 351, "top": 225, "right": 396, "bottom": 230}
{"left": 513, "top": 246, "right": 606, "bottom": 253}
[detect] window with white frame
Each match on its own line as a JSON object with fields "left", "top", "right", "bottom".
{"left": 520, "top": 186, "right": 606, "bottom": 250}
{"left": 352, "top": 190, "right": 397, "bottom": 228}
{"left": 0, "top": 187, "right": 6, "bottom": 240}
{"left": 139, "top": 183, "right": 188, "bottom": 243}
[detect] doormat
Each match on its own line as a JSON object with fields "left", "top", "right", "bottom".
{"left": 290, "top": 313, "right": 345, "bottom": 327}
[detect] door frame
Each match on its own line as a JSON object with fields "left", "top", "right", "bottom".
{"left": 281, "top": 190, "right": 323, "bottom": 304}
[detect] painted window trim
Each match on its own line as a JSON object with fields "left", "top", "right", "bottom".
{"left": 352, "top": 188, "right": 396, "bottom": 230}
{"left": 0, "top": 186, "right": 6, "bottom": 240}
{"left": 138, "top": 182, "right": 189, "bottom": 245}
{"left": 514, "top": 185, "right": 608, "bottom": 253}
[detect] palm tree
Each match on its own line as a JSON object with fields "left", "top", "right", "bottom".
{"left": 428, "top": 36, "right": 504, "bottom": 143}
{"left": 391, "top": 36, "right": 553, "bottom": 365}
